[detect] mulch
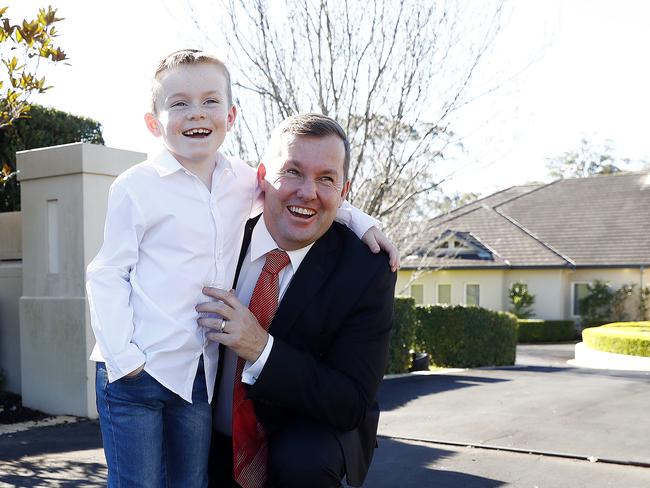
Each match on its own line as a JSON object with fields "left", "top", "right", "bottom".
{"left": 0, "top": 391, "right": 50, "bottom": 424}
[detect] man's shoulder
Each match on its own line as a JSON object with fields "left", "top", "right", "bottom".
{"left": 327, "top": 222, "right": 390, "bottom": 269}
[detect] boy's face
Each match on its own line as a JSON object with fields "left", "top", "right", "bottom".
{"left": 145, "top": 63, "right": 236, "bottom": 167}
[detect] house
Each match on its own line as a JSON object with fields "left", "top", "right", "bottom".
{"left": 397, "top": 172, "right": 650, "bottom": 320}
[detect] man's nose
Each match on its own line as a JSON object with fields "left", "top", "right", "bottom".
{"left": 296, "top": 178, "right": 317, "bottom": 200}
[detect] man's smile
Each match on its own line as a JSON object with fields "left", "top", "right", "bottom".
{"left": 287, "top": 205, "right": 316, "bottom": 219}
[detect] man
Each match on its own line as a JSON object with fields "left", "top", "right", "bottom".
{"left": 197, "top": 113, "right": 396, "bottom": 488}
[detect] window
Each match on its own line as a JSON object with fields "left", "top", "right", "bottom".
{"left": 437, "top": 284, "right": 451, "bottom": 304}
{"left": 572, "top": 283, "right": 590, "bottom": 316}
{"left": 465, "top": 284, "right": 480, "bottom": 306}
{"left": 411, "top": 284, "right": 424, "bottom": 305}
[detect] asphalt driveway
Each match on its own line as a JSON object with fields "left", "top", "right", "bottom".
{"left": 1, "top": 344, "right": 649, "bottom": 488}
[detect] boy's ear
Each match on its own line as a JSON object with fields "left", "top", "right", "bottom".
{"left": 226, "top": 105, "right": 238, "bottom": 131}
{"left": 144, "top": 113, "right": 162, "bottom": 137}
{"left": 256, "top": 163, "right": 267, "bottom": 191}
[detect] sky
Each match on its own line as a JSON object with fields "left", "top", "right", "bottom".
{"left": 6, "top": 0, "right": 650, "bottom": 197}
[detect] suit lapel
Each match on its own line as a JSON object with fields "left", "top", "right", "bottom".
{"left": 270, "top": 225, "right": 341, "bottom": 339}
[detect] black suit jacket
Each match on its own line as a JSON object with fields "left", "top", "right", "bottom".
{"left": 232, "top": 215, "right": 396, "bottom": 486}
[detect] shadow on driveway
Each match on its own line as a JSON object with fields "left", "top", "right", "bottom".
{"left": 354, "top": 437, "right": 506, "bottom": 488}
{"left": 378, "top": 374, "right": 509, "bottom": 412}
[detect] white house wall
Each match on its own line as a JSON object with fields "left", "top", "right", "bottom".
{"left": 563, "top": 267, "right": 649, "bottom": 320}
{"left": 397, "top": 269, "right": 506, "bottom": 311}
{"left": 504, "top": 269, "right": 565, "bottom": 320}
{"left": 398, "top": 266, "right": 649, "bottom": 321}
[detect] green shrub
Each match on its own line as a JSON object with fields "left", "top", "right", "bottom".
{"left": 582, "top": 322, "right": 650, "bottom": 357}
{"left": 508, "top": 281, "right": 535, "bottom": 318}
{"left": 517, "top": 319, "right": 576, "bottom": 343}
{"left": 416, "top": 305, "right": 517, "bottom": 368}
{"left": 387, "top": 297, "right": 419, "bottom": 373}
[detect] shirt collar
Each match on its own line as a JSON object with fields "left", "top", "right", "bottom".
{"left": 148, "top": 147, "right": 236, "bottom": 178}
{"left": 250, "top": 215, "right": 314, "bottom": 272}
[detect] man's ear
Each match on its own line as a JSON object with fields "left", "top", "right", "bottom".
{"left": 257, "top": 163, "right": 267, "bottom": 191}
{"left": 144, "top": 113, "right": 161, "bottom": 137}
{"left": 340, "top": 180, "right": 351, "bottom": 201}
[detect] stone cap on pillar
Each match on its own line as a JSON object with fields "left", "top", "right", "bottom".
{"left": 17, "top": 142, "right": 146, "bottom": 181}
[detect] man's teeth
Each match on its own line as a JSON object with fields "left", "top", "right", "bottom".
{"left": 289, "top": 206, "right": 316, "bottom": 216}
{"left": 183, "top": 128, "right": 211, "bottom": 135}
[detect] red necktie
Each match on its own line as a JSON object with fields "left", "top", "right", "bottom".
{"left": 233, "top": 249, "right": 291, "bottom": 488}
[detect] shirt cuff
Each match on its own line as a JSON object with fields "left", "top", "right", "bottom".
{"left": 105, "top": 344, "right": 146, "bottom": 382}
{"left": 242, "top": 335, "right": 274, "bottom": 385}
{"left": 336, "top": 200, "right": 381, "bottom": 238}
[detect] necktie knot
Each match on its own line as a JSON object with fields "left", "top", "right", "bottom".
{"left": 262, "top": 249, "right": 290, "bottom": 275}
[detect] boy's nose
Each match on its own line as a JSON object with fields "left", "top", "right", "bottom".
{"left": 187, "top": 106, "right": 206, "bottom": 119}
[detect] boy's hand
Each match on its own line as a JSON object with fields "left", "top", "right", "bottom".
{"left": 125, "top": 364, "right": 144, "bottom": 378}
{"left": 362, "top": 226, "right": 400, "bottom": 272}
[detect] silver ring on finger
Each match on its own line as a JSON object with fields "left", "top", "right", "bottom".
{"left": 220, "top": 319, "right": 226, "bottom": 333}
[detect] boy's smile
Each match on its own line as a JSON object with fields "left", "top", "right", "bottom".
{"left": 145, "top": 63, "right": 237, "bottom": 170}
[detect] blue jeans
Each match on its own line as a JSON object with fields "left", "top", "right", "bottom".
{"left": 95, "top": 358, "right": 211, "bottom": 488}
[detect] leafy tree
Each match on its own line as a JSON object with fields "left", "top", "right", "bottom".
{"left": 639, "top": 286, "right": 650, "bottom": 321}
{"left": 546, "top": 138, "right": 644, "bottom": 179}
{"left": 0, "top": 5, "right": 67, "bottom": 129}
{"left": 0, "top": 104, "right": 104, "bottom": 212}
{"left": 611, "top": 283, "right": 635, "bottom": 322}
{"left": 184, "top": 0, "right": 505, "bottom": 237}
{"left": 508, "top": 281, "right": 535, "bottom": 318}
{"left": 579, "top": 280, "right": 614, "bottom": 327}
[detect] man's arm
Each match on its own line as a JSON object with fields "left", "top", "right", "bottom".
{"left": 199, "top": 259, "right": 396, "bottom": 431}
{"left": 86, "top": 181, "right": 146, "bottom": 381}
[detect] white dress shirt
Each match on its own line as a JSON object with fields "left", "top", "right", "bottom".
{"left": 87, "top": 148, "right": 377, "bottom": 403}
{"left": 214, "top": 216, "right": 312, "bottom": 434}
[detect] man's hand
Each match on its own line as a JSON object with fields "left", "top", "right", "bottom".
{"left": 196, "top": 287, "right": 269, "bottom": 363}
{"left": 362, "top": 226, "right": 400, "bottom": 272}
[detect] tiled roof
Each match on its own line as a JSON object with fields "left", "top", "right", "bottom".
{"left": 404, "top": 172, "right": 650, "bottom": 269}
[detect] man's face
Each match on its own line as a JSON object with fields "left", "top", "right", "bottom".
{"left": 259, "top": 134, "right": 350, "bottom": 250}
{"left": 144, "top": 63, "right": 236, "bottom": 167}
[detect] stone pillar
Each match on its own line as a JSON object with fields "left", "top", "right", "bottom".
{"left": 18, "top": 143, "right": 145, "bottom": 417}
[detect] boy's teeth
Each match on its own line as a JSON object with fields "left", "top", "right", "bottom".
{"left": 289, "top": 206, "right": 315, "bottom": 216}
{"left": 183, "top": 128, "right": 211, "bottom": 135}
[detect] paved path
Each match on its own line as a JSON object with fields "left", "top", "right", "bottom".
{"left": 1, "top": 344, "right": 649, "bottom": 487}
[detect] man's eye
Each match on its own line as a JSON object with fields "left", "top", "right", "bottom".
{"left": 285, "top": 169, "right": 300, "bottom": 176}
{"left": 320, "top": 176, "right": 335, "bottom": 183}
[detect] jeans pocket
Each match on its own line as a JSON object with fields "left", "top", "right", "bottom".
{"left": 120, "top": 366, "right": 148, "bottom": 383}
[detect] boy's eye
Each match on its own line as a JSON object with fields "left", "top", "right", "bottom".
{"left": 205, "top": 98, "right": 219, "bottom": 104}
{"left": 170, "top": 101, "right": 187, "bottom": 108}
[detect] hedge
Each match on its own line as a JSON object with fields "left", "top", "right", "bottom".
{"left": 582, "top": 322, "right": 650, "bottom": 357}
{"left": 517, "top": 319, "right": 576, "bottom": 343}
{"left": 386, "top": 297, "right": 419, "bottom": 373}
{"left": 416, "top": 305, "right": 517, "bottom": 368}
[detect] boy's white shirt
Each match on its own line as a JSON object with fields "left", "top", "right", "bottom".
{"left": 86, "top": 148, "right": 378, "bottom": 403}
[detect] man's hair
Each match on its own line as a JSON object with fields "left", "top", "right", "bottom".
{"left": 150, "top": 49, "right": 233, "bottom": 113}
{"left": 265, "top": 113, "right": 351, "bottom": 180}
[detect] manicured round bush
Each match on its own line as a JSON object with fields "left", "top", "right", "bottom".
{"left": 582, "top": 322, "right": 650, "bottom": 358}
{"left": 517, "top": 319, "right": 576, "bottom": 343}
{"left": 416, "top": 305, "right": 517, "bottom": 368}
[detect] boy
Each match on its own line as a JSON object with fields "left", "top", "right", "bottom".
{"left": 86, "top": 49, "right": 396, "bottom": 488}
